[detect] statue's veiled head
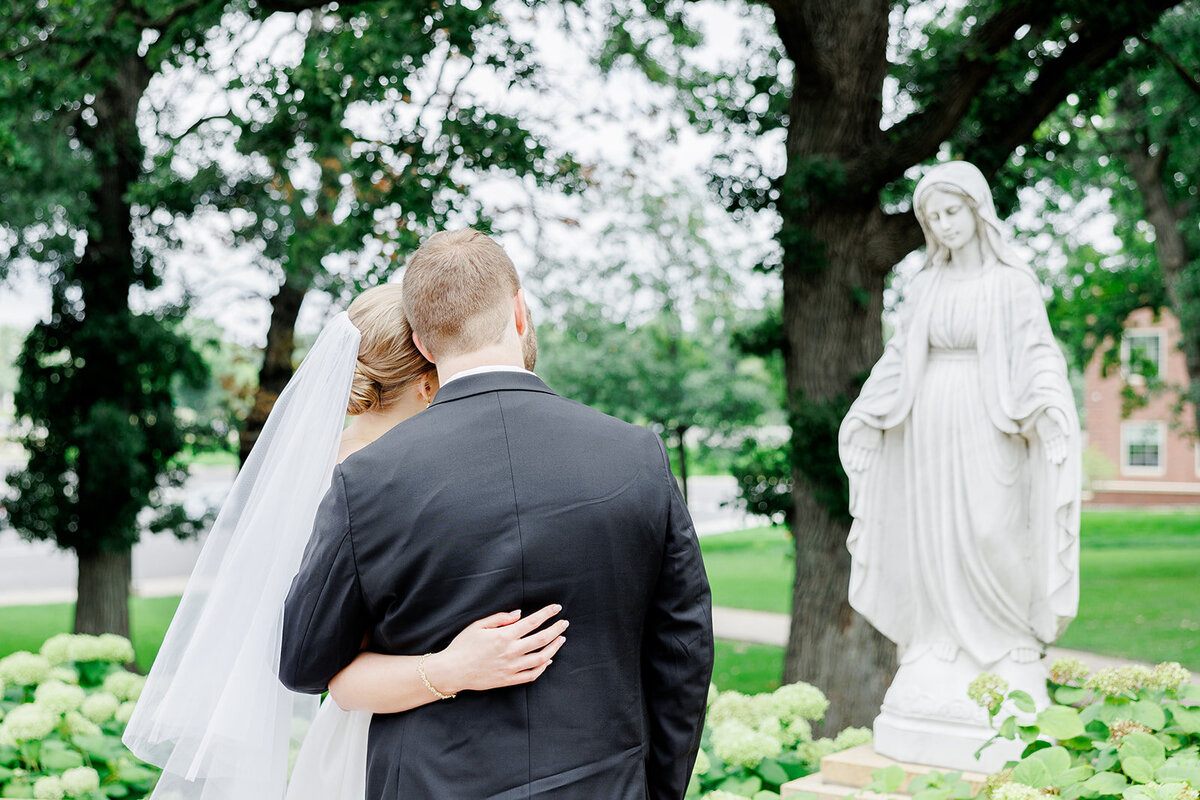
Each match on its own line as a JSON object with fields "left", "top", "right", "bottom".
{"left": 913, "top": 161, "right": 1025, "bottom": 273}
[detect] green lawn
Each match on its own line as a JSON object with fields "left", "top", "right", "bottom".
{"left": 0, "top": 596, "right": 181, "bottom": 672}
{"left": 700, "top": 512, "right": 1200, "bottom": 671}
{"left": 1, "top": 510, "right": 1194, "bottom": 698}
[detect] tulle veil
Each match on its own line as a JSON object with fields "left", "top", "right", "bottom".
{"left": 123, "top": 312, "right": 361, "bottom": 800}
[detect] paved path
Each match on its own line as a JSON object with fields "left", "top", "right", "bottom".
{"left": 712, "top": 606, "right": 1200, "bottom": 683}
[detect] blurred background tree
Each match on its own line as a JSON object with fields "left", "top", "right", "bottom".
{"left": 598, "top": 0, "right": 1188, "bottom": 728}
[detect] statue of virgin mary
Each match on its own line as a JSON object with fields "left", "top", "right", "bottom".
{"left": 839, "top": 160, "right": 1081, "bottom": 770}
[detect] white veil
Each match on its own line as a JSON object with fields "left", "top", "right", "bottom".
{"left": 124, "top": 312, "right": 362, "bottom": 800}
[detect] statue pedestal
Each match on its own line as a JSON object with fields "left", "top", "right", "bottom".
{"left": 781, "top": 744, "right": 990, "bottom": 799}
{"left": 871, "top": 648, "right": 1048, "bottom": 773}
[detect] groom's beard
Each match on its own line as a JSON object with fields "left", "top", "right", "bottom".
{"left": 522, "top": 312, "right": 538, "bottom": 371}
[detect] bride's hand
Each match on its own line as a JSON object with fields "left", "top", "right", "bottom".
{"left": 422, "top": 604, "right": 568, "bottom": 695}
{"left": 842, "top": 418, "right": 883, "bottom": 473}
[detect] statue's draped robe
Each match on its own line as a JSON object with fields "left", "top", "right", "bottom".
{"left": 841, "top": 264, "right": 1080, "bottom": 666}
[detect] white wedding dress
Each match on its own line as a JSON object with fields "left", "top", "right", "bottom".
{"left": 125, "top": 313, "right": 376, "bottom": 800}
{"left": 285, "top": 699, "right": 370, "bottom": 800}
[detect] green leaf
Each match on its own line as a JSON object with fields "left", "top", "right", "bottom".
{"left": 686, "top": 774, "right": 701, "bottom": 797}
{"left": 1122, "top": 756, "right": 1156, "bottom": 784}
{"left": 752, "top": 793, "right": 780, "bottom": 800}
{"left": 3, "top": 780, "right": 34, "bottom": 798}
{"left": 1013, "top": 759, "right": 1053, "bottom": 789}
{"left": 1019, "top": 725, "right": 1041, "bottom": 744}
{"left": 0, "top": 767, "right": 13, "bottom": 782}
{"left": 1030, "top": 746, "right": 1072, "bottom": 777}
{"left": 40, "top": 746, "right": 85, "bottom": 770}
{"left": 1127, "top": 701, "right": 1166, "bottom": 731}
{"left": 116, "top": 762, "right": 159, "bottom": 783}
{"left": 1118, "top": 732, "right": 1166, "bottom": 770}
{"left": 869, "top": 765, "right": 907, "bottom": 794}
{"left": 1010, "top": 690, "right": 1037, "bottom": 713}
{"left": 1176, "top": 685, "right": 1200, "bottom": 702}
{"left": 1038, "top": 706, "right": 1087, "bottom": 740}
{"left": 912, "top": 788, "right": 953, "bottom": 800}
{"left": 1000, "top": 716, "right": 1019, "bottom": 739}
{"left": 1056, "top": 686, "right": 1090, "bottom": 705}
{"left": 718, "top": 774, "right": 763, "bottom": 795}
{"left": 1166, "top": 703, "right": 1200, "bottom": 733}
{"left": 1080, "top": 771, "right": 1129, "bottom": 795}
{"left": 1055, "top": 765, "right": 1097, "bottom": 786}
{"left": 755, "top": 758, "right": 789, "bottom": 787}
{"left": 1156, "top": 760, "right": 1200, "bottom": 784}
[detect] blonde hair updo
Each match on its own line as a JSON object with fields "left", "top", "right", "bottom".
{"left": 345, "top": 284, "right": 434, "bottom": 415}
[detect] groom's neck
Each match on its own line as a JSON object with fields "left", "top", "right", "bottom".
{"left": 435, "top": 342, "right": 526, "bottom": 385}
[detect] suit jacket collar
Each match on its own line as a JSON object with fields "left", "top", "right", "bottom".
{"left": 429, "top": 370, "right": 557, "bottom": 407}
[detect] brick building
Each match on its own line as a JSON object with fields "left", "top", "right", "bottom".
{"left": 1083, "top": 307, "right": 1200, "bottom": 505}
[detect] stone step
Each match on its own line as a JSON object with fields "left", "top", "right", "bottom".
{"left": 781, "top": 745, "right": 992, "bottom": 799}
{"left": 782, "top": 772, "right": 905, "bottom": 800}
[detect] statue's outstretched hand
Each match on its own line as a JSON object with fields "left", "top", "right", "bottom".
{"left": 1034, "top": 408, "right": 1069, "bottom": 466}
{"left": 843, "top": 418, "right": 883, "bottom": 473}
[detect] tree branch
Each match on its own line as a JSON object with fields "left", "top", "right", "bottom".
{"left": 863, "top": 0, "right": 1046, "bottom": 176}
{"left": 966, "top": 0, "right": 1183, "bottom": 178}
{"left": 1140, "top": 33, "right": 1200, "bottom": 100}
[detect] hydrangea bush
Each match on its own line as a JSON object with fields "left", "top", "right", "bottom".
{"left": 689, "top": 681, "right": 872, "bottom": 799}
{"left": 0, "top": 634, "right": 158, "bottom": 799}
{"left": 866, "top": 659, "right": 1200, "bottom": 800}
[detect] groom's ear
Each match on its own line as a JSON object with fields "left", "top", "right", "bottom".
{"left": 412, "top": 332, "right": 435, "bottom": 364}
{"left": 513, "top": 289, "right": 528, "bottom": 337}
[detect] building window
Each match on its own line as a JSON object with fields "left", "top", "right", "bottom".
{"left": 1121, "top": 330, "right": 1165, "bottom": 383}
{"left": 1121, "top": 421, "right": 1166, "bottom": 476}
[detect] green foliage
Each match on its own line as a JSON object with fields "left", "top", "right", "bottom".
{"left": 686, "top": 681, "right": 871, "bottom": 799}
{"left": 146, "top": 0, "right": 585, "bottom": 309}
{"left": 0, "top": 635, "right": 158, "bottom": 800}
{"left": 8, "top": 310, "right": 209, "bottom": 554}
{"left": 963, "top": 660, "right": 1200, "bottom": 800}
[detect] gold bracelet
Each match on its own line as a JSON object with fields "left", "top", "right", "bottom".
{"left": 417, "top": 653, "right": 456, "bottom": 700}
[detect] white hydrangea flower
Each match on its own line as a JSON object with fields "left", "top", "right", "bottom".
{"left": 711, "top": 720, "right": 782, "bottom": 769}
{"left": 797, "top": 736, "right": 837, "bottom": 765}
{"left": 61, "top": 766, "right": 101, "bottom": 796}
{"left": 1047, "top": 656, "right": 1089, "bottom": 685}
{"left": 32, "top": 775, "right": 66, "bottom": 800}
{"left": 1085, "top": 666, "right": 1153, "bottom": 696}
{"left": 97, "top": 634, "right": 136, "bottom": 664}
{"left": 990, "top": 783, "right": 1050, "bottom": 800}
{"left": 1, "top": 704, "right": 58, "bottom": 741}
{"left": 0, "top": 725, "right": 16, "bottom": 748}
{"left": 48, "top": 666, "right": 80, "bottom": 685}
{"left": 703, "top": 792, "right": 751, "bottom": 800}
{"left": 115, "top": 700, "right": 138, "bottom": 725}
{"left": 780, "top": 717, "right": 813, "bottom": 747}
{"left": 40, "top": 634, "right": 77, "bottom": 666}
{"left": 81, "top": 692, "right": 120, "bottom": 723}
{"left": 692, "top": 748, "right": 711, "bottom": 777}
{"left": 968, "top": 673, "right": 1010, "bottom": 709}
{"left": 1147, "top": 662, "right": 1191, "bottom": 693}
{"left": 707, "top": 691, "right": 755, "bottom": 727}
{"left": 0, "top": 651, "right": 52, "bottom": 686}
{"left": 64, "top": 710, "right": 101, "bottom": 737}
{"left": 769, "top": 682, "right": 830, "bottom": 722}
{"left": 34, "top": 681, "right": 86, "bottom": 715}
{"left": 103, "top": 671, "right": 146, "bottom": 702}
{"left": 706, "top": 683, "right": 718, "bottom": 707}
{"left": 833, "top": 726, "right": 873, "bottom": 750}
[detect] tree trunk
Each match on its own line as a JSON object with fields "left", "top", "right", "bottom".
{"left": 776, "top": 0, "right": 900, "bottom": 732}
{"left": 675, "top": 426, "right": 690, "bottom": 505}
{"left": 239, "top": 277, "right": 309, "bottom": 464}
{"left": 1121, "top": 131, "right": 1200, "bottom": 435}
{"left": 74, "top": 548, "right": 133, "bottom": 640}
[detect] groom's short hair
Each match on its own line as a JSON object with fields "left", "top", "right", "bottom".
{"left": 403, "top": 228, "right": 521, "bottom": 359}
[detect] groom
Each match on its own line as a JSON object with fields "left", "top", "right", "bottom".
{"left": 279, "top": 229, "right": 714, "bottom": 798}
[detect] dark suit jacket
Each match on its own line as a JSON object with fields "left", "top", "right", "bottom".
{"left": 279, "top": 371, "right": 714, "bottom": 799}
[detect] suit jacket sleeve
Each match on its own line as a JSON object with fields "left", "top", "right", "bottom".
{"left": 279, "top": 465, "right": 370, "bottom": 694}
{"left": 643, "top": 437, "right": 715, "bottom": 798}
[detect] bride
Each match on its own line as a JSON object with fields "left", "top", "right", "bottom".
{"left": 123, "top": 284, "right": 564, "bottom": 800}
